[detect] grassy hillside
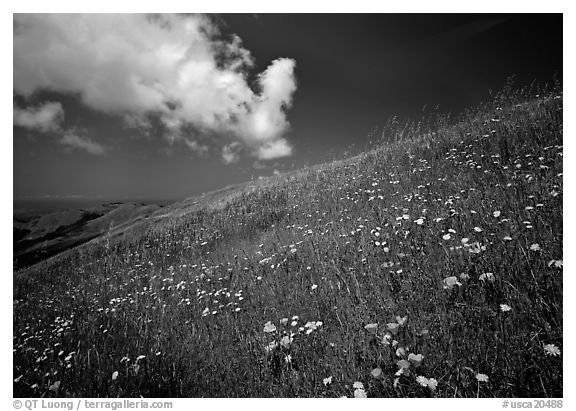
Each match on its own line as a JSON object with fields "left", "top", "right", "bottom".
{"left": 13, "top": 86, "right": 563, "bottom": 398}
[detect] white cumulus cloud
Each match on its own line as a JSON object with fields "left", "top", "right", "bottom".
{"left": 13, "top": 101, "right": 64, "bottom": 132}
{"left": 13, "top": 14, "right": 297, "bottom": 161}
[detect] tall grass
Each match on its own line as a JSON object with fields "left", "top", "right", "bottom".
{"left": 14, "top": 84, "right": 562, "bottom": 398}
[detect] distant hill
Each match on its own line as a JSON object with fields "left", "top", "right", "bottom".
{"left": 13, "top": 202, "right": 163, "bottom": 269}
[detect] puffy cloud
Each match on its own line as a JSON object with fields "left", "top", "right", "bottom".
{"left": 13, "top": 14, "right": 297, "bottom": 160}
{"left": 60, "top": 130, "right": 108, "bottom": 155}
{"left": 255, "top": 139, "right": 293, "bottom": 160}
{"left": 221, "top": 142, "right": 242, "bottom": 164}
{"left": 13, "top": 101, "right": 64, "bottom": 132}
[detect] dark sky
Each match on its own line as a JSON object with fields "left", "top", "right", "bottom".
{"left": 13, "top": 14, "right": 562, "bottom": 201}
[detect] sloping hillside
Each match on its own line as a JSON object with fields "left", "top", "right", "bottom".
{"left": 13, "top": 90, "right": 562, "bottom": 398}
{"left": 13, "top": 203, "right": 163, "bottom": 269}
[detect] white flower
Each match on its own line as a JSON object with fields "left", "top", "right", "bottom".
{"left": 280, "top": 335, "right": 293, "bottom": 348}
{"left": 387, "top": 322, "right": 399, "bottom": 334}
{"left": 493, "top": 210, "right": 501, "bottom": 217}
{"left": 475, "top": 373, "right": 489, "bottom": 382}
{"left": 323, "top": 376, "right": 333, "bottom": 386}
{"left": 364, "top": 323, "right": 378, "bottom": 331}
{"left": 500, "top": 304, "right": 512, "bottom": 312}
{"left": 474, "top": 227, "right": 483, "bottom": 232}
{"left": 353, "top": 381, "right": 364, "bottom": 389}
{"left": 544, "top": 344, "right": 561, "bottom": 356}
{"left": 371, "top": 368, "right": 382, "bottom": 378}
{"left": 354, "top": 388, "right": 367, "bottom": 398}
{"left": 442, "top": 233, "right": 451, "bottom": 240}
{"left": 479, "top": 272, "right": 495, "bottom": 282}
{"left": 265, "top": 341, "right": 278, "bottom": 353}
{"left": 548, "top": 260, "right": 563, "bottom": 268}
{"left": 111, "top": 371, "right": 119, "bottom": 381}
{"left": 408, "top": 353, "right": 424, "bottom": 367}
{"left": 263, "top": 321, "right": 277, "bottom": 333}
{"left": 311, "top": 284, "right": 318, "bottom": 290}
{"left": 443, "top": 276, "right": 462, "bottom": 290}
{"left": 530, "top": 243, "right": 541, "bottom": 251}
{"left": 416, "top": 375, "right": 428, "bottom": 387}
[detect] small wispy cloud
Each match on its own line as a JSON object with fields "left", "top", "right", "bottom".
{"left": 60, "top": 129, "right": 108, "bottom": 155}
{"left": 222, "top": 142, "right": 242, "bottom": 164}
{"left": 184, "top": 139, "right": 210, "bottom": 158}
{"left": 13, "top": 101, "right": 64, "bottom": 132}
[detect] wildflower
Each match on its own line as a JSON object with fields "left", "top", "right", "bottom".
{"left": 461, "top": 237, "right": 469, "bottom": 244}
{"left": 353, "top": 381, "right": 364, "bottom": 389}
{"left": 479, "top": 272, "right": 495, "bottom": 282}
{"left": 387, "top": 322, "right": 399, "bottom": 335}
{"left": 291, "top": 320, "right": 298, "bottom": 326}
{"left": 408, "top": 353, "right": 424, "bottom": 367}
{"left": 443, "top": 276, "right": 461, "bottom": 290}
{"left": 280, "top": 335, "right": 293, "bottom": 348}
{"left": 381, "top": 333, "right": 392, "bottom": 345}
{"left": 442, "top": 233, "right": 451, "bottom": 240}
{"left": 284, "top": 354, "right": 292, "bottom": 364}
{"left": 265, "top": 341, "right": 278, "bottom": 353}
{"left": 280, "top": 318, "right": 288, "bottom": 325}
{"left": 396, "top": 315, "right": 408, "bottom": 326}
{"left": 427, "top": 378, "right": 438, "bottom": 391}
{"left": 111, "top": 371, "right": 119, "bottom": 381}
{"left": 397, "top": 359, "right": 410, "bottom": 369}
{"left": 415, "top": 218, "right": 424, "bottom": 225}
{"left": 323, "top": 376, "right": 333, "bottom": 386}
{"left": 493, "top": 210, "right": 501, "bottom": 217}
{"left": 416, "top": 375, "right": 429, "bottom": 387}
{"left": 500, "top": 304, "right": 512, "bottom": 312}
{"left": 467, "top": 242, "right": 486, "bottom": 254}
{"left": 459, "top": 273, "right": 470, "bottom": 281}
{"left": 474, "top": 227, "right": 483, "bottom": 232}
{"left": 311, "top": 284, "right": 318, "bottom": 291}
{"left": 49, "top": 381, "right": 61, "bottom": 393}
{"left": 475, "top": 373, "right": 489, "bottom": 382}
{"left": 371, "top": 367, "right": 382, "bottom": 378}
{"left": 544, "top": 344, "right": 561, "bottom": 356}
{"left": 354, "top": 388, "right": 368, "bottom": 398}
{"left": 364, "top": 323, "right": 378, "bottom": 331}
{"left": 530, "top": 243, "right": 541, "bottom": 251}
{"left": 136, "top": 355, "right": 146, "bottom": 362}
{"left": 548, "top": 260, "right": 563, "bottom": 268}
{"left": 263, "top": 321, "right": 277, "bottom": 333}
{"left": 395, "top": 347, "right": 407, "bottom": 358}
{"left": 503, "top": 236, "right": 512, "bottom": 241}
